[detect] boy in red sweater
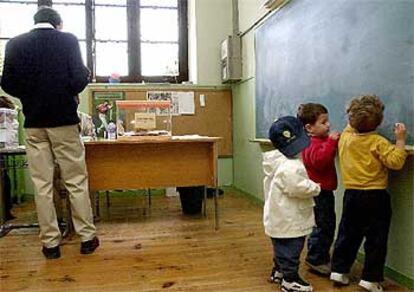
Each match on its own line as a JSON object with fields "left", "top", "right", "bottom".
{"left": 297, "top": 103, "right": 340, "bottom": 275}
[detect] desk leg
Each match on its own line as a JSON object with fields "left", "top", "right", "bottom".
{"left": 11, "top": 156, "right": 20, "bottom": 204}
{"left": 90, "top": 191, "right": 100, "bottom": 219}
{"left": 0, "top": 162, "right": 5, "bottom": 224}
{"left": 146, "top": 189, "right": 152, "bottom": 216}
{"left": 214, "top": 187, "right": 219, "bottom": 230}
{"left": 203, "top": 187, "right": 207, "bottom": 217}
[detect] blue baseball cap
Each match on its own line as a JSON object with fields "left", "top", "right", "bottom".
{"left": 268, "top": 116, "right": 310, "bottom": 157}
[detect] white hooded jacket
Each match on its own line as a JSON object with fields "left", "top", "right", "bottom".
{"left": 262, "top": 149, "right": 321, "bottom": 238}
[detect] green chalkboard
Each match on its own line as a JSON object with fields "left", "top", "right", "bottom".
{"left": 255, "top": 0, "right": 414, "bottom": 144}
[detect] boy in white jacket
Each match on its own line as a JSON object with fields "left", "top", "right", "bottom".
{"left": 263, "top": 116, "right": 321, "bottom": 292}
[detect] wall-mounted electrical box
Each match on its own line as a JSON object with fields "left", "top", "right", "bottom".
{"left": 221, "top": 35, "right": 242, "bottom": 83}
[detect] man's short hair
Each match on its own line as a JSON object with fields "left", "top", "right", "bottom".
{"left": 297, "top": 103, "right": 328, "bottom": 125}
{"left": 347, "top": 95, "right": 384, "bottom": 133}
{"left": 34, "top": 6, "right": 62, "bottom": 28}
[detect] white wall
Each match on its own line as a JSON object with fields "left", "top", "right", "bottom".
{"left": 188, "top": 0, "right": 233, "bottom": 85}
{"left": 238, "top": 0, "right": 268, "bottom": 34}
{"left": 186, "top": 0, "right": 234, "bottom": 186}
{"left": 187, "top": 0, "right": 198, "bottom": 83}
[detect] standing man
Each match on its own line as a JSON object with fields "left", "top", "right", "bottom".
{"left": 1, "top": 7, "right": 99, "bottom": 259}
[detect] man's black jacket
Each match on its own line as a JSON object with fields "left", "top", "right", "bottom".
{"left": 1, "top": 27, "right": 89, "bottom": 128}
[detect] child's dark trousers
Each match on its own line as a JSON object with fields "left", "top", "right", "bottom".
{"left": 331, "top": 189, "right": 392, "bottom": 282}
{"left": 306, "top": 189, "right": 336, "bottom": 265}
{"left": 271, "top": 236, "right": 306, "bottom": 281}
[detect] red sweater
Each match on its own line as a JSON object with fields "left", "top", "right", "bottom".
{"left": 302, "top": 136, "right": 338, "bottom": 191}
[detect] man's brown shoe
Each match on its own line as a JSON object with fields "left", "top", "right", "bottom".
{"left": 80, "top": 236, "right": 99, "bottom": 254}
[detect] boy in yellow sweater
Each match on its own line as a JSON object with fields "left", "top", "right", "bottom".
{"left": 330, "top": 95, "right": 407, "bottom": 292}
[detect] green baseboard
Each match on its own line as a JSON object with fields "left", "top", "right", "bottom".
{"left": 357, "top": 253, "right": 414, "bottom": 289}
{"left": 232, "top": 186, "right": 264, "bottom": 206}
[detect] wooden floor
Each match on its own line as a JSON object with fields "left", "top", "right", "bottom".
{"left": 0, "top": 188, "right": 408, "bottom": 291}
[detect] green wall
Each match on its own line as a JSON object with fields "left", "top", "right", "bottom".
{"left": 232, "top": 80, "right": 264, "bottom": 198}
{"left": 232, "top": 0, "right": 414, "bottom": 288}
{"left": 386, "top": 156, "right": 414, "bottom": 287}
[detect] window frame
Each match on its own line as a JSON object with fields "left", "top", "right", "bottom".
{"left": 0, "top": 0, "right": 188, "bottom": 83}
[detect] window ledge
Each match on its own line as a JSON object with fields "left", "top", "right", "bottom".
{"left": 87, "top": 83, "right": 232, "bottom": 90}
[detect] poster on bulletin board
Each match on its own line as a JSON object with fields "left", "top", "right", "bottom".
{"left": 92, "top": 91, "right": 124, "bottom": 138}
{"left": 147, "top": 91, "right": 195, "bottom": 115}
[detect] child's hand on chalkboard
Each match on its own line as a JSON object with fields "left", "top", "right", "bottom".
{"left": 394, "top": 123, "right": 406, "bottom": 141}
{"left": 329, "top": 131, "right": 340, "bottom": 141}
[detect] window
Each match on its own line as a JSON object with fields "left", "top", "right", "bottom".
{"left": 94, "top": 0, "right": 128, "bottom": 77}
{"left": 0, "top": 0, "right": 38, "bottom": 75}
{"left": 0, "top": 0, "right": 188, "bottom": 83}
{"left": 53, "top": 0, "right": 87, "bottom": 64}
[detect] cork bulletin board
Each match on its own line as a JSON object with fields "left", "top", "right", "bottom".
{"left": 89, "top": 86, "right": 232, "bottom": 157}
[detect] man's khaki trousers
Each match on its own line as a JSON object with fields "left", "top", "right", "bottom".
{"left": 25, "top": 125, "right": 96, "bottom": 248}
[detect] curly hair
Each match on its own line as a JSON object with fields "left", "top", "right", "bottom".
{"left": 347, "top": 95, "right": 384, "bottom": 132}
{"left": 297, "top": 103, "right": 328, "bottom": 125}
{"left": 0, "top": 95, "right": 16, "bottom": 109}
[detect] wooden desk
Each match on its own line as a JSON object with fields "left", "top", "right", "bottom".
{"left": 84, "top": 136, "right": 220, "bottom": 228}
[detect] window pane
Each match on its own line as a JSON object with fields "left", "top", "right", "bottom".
{"left": 96, "top": 42, "right": 128, "bottom": 76}
{"left": 0, "top": 3, "right": 37, "bottom": 38}
{"left": 1, "top": 0, "right": 31, "bottom": 2}
{"left": 95, "top": 0, "right": 126, "bottom": 5}
{"left": 141, "top": 8, "right": 178, "bottom": 42}
{"left": 95, "top": 6, "right": 127, "bottom": 41}
{"left": 0, "top": 40, "right": 7, "bottom": 76}
{"left": 0, "top": 39, "right": 86, "bottom": 72}
{"left": 79, "top": 40, "right": 87, "bottom": 66}
{"left": 55, "top": 5, "right": 86, "bottom": 40}
{"left": 52, "top": 0, "right": 86, "bottom": 3}
{"left": 141, "top": 43, "right": 178, "bottom": 76}
{"left": 141, "top": 0, "right": 177, "bottom": 7}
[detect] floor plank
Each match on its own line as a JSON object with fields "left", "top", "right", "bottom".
{"left": 0, "top": 188, "right": 408, "bottom": 291}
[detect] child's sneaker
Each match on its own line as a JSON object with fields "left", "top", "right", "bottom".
{"left": 358, "top": 280, "right": 383, "bottom": 292}
{"left": 281, "top": 277, "right": 313, "bottom": 292}
{"left": 305, "top": 261, "right": 331, "bottom": 275}
{"left": 268, "top": 267, "right": 283, "bottom": 284}
{"left": 330, "top": 272, "right": 350, "bottom": 285}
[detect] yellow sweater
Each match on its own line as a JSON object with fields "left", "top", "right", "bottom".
{"left": 339, "top": 125, "right": 407, "bottom": 189}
